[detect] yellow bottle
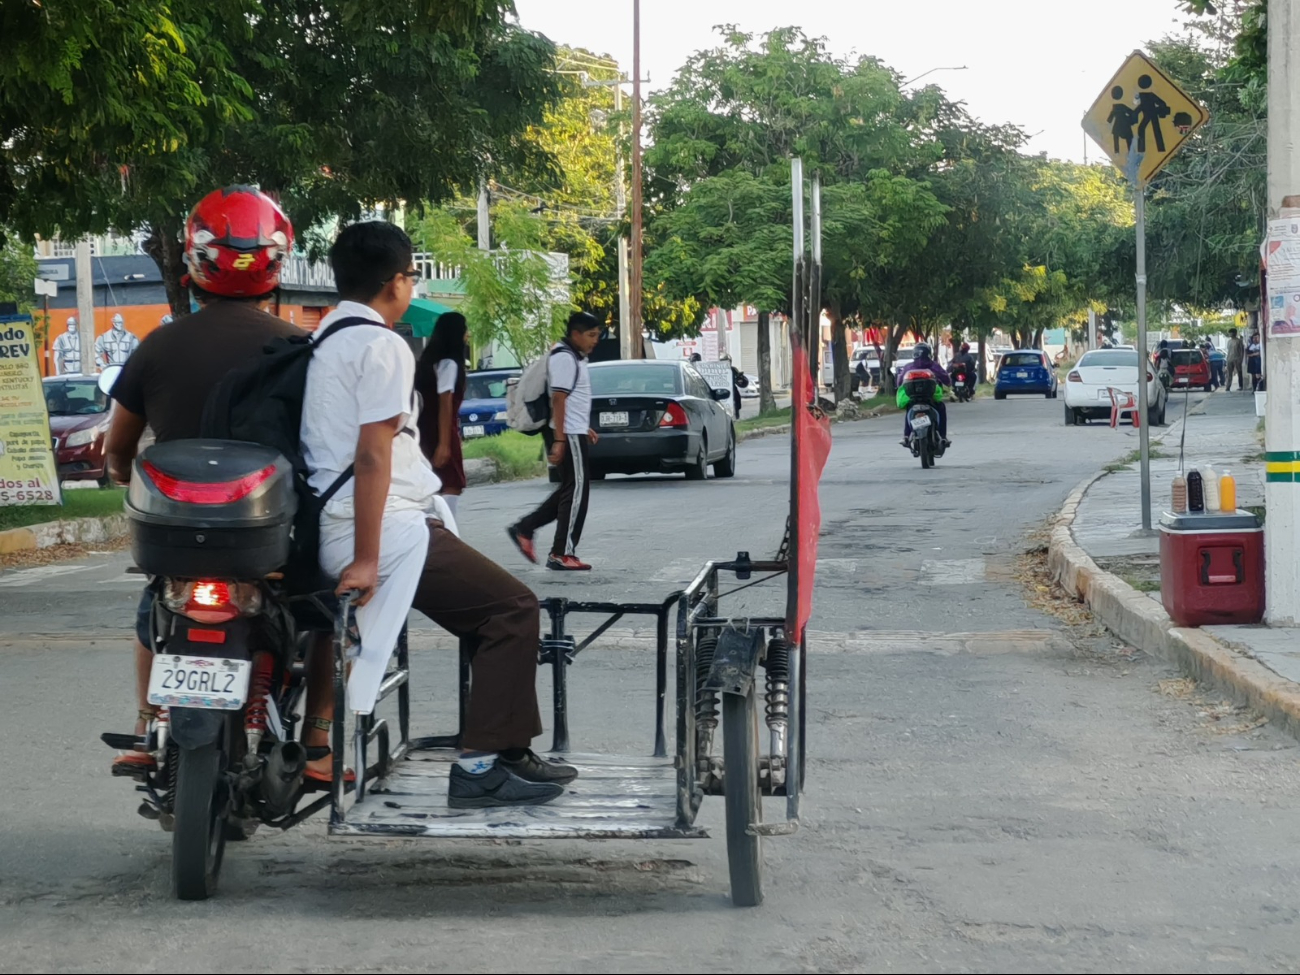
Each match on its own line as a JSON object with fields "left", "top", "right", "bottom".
{"left": 1220, "top": 469, "right": 1237, "bottom": 513}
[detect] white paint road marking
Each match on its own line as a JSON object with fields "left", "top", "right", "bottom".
{"left": 0, "top": 564, "right": 99, "bottom": 588}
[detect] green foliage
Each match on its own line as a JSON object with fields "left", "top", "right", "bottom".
{"left": 1, "top": 2, "right": 559, "bottom": 314}
{"left": 0, "top": 233, "right": 38, "bottom": 314}
{"left": 461, "top": 430, "right": 546, "bottom": 481}
{"left": 1137, "top": 18, "right": 1266, "bottom": 312}
{"left": 415, "top": 203, "right": 567, "bottom": 364}
{"left": 0, "top": 488, "right": 126, "bottom": 529}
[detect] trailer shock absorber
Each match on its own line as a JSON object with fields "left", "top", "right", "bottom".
{"left": 244, "top": 652, "right": 275, "bottom": 754}
{"left": 764, "top": 636, "right": 791, "bottom": 783}
{"left": 694, "top": 632, "right": 720, "bottom": 761}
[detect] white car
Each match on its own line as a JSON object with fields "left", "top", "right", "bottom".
{"left": 1063, "top": 348, "right": 1168, "bottom": 426}
{"left": 740, "top": 373, "right": 759, "bottom": 397}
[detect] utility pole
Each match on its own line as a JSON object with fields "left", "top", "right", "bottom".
{"left": 629, "top": 0, "right": 644, "bottom": 357}
{"left": 615, "top": 76, "right": 633, "bottom": 360}
{"left": 74, "top": 239, "right": 95, "bottom": 375}
{"left": 1134, "top": 186, "right": 1152, "bottom": 532}
{"left": 1265, "top": 0, "right": 1300, "bottom": 625}
{"left": 477, "top": 179, "right": 490, "bottom": 252}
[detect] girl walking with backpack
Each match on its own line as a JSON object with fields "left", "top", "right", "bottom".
{"left": 415, "top": 312, "right": 469, "bottom": 520}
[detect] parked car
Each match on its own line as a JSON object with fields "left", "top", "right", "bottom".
{"left": 458, "top": 368, "right": 520, "bottom": 439}
{"left": 43, "top": 376, "right": 112, "bottom": 485}
{"left": 740, "top": 373, "right": 759, "bottom": 398}
{"left": 585, "top": 360, "right": 736, "bottom": 480}
{"left": 851, "top": 348, "right": 879, "bottom": 390}
{"left": 1166, "top": 347, "right": 1212, "bottom": 392}
{"left": 994, "top": 350, "right": 1059, "bottom": 399}
{"left": 1062, "top": 348, "right": 1168, "bottom": 426}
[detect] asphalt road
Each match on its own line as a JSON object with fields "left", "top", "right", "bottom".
{"left": 3, "top": 389, "right": 1299, "bottom": 974}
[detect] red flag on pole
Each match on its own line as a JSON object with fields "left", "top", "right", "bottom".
{"left": 787, "top": 339, "right": 832, "bottom": 635}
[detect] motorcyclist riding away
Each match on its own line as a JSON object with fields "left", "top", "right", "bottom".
{"left": 950, "top": 342, "right": 977, "bottom": 387}
{"left": 897, "top": 342, "right": 951, "bottom": 446}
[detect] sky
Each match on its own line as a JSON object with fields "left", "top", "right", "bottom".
{"left": 513, "top": 0, "right": 1195, "bottom": 163}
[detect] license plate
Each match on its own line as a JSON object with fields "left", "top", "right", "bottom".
{"left": 148, "top": 654, "right": 251, "bottom": 710}
{"left": 600, "top": 411, "right": 630, "bottom": 427}
{"left": 1099, "top": 389, "right": 1112, "bottom": 400}
{"left": 912, "top": 414, "right": 932, "bottom": 429}
{"left": 461, "top": 424, "right": 486, "bottom": 438}
{"left": 1016, "top": 371, "right": 1028, "bottom": 377}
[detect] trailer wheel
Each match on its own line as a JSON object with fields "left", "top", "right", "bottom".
{"left": 722, "top": 686, "right": 763, "bottom": 907}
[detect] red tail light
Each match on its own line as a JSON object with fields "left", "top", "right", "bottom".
{"left": 659, "top": 402, "right": 689, "bottom": 428}
{"left": 184, "top": 581, "right": 238, "bottom": 623}
{"left": 144, "top": 461, "right": 275, "bottom": 505}
{"left": 1147, "top": 371, "right": 1154, "bottom": 383}
{"left": 1067, "top": 370, "right": 1082, "bottom": 383}
{"left": 903, "top": 369, "right": 934, "bottom": 383}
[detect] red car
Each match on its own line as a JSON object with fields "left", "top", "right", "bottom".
{"left": 44, "top": 376, "right": 112, "bottom": 485}
{"left": 1168, "top": 348, "right": 1213, "bottom": 391}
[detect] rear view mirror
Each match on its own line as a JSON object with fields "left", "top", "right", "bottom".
{"left": 712, "top": 387, "right": 731, "bottom": 401}
{"left": 98, "top": 364, "right": 122, "bottom": 397}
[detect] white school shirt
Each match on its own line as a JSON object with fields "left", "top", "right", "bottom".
{"left": 301, "top": 300, "right": 455, "bottom": 713}
{"left": 547, "top": 342, "right": 590, "bottom": 436}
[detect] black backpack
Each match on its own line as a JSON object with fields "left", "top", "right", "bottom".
{"left": 200, "top": 315, "right": 374, "bottom": 592}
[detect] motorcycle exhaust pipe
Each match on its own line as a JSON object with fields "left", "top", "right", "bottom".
{"left": 262, "top": 741, "right": 307, "bottom": 816}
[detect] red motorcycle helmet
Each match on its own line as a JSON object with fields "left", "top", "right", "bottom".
{"left": 183, "top": 186, "right": 294, "bottom": 297}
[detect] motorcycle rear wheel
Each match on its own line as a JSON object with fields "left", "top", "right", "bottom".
{"left": 172, "top": 742, "right": 227, "bottom": 900}
{"left": 919, "top": 438, "right": 934, "bottom": 469}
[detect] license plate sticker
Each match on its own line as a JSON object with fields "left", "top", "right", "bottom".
{"left": 148, "top": 655, "right": 251, "bottom": 710}
{"left": 600, "top": 411, "right": 630, "bottom": 427}
{"left": 462, "top": 424, "right": 486, "bottom": 438}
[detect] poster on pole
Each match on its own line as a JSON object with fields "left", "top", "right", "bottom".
{"left": 0, "top": 314, "right": 62, "bottom": 506}
{"left": 1265, "top": 215, "right": 1300, "bottom": 339}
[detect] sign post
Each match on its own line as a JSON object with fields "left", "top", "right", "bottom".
{"left": 1083, "top": 50, "right": 1208, "bottom": 531}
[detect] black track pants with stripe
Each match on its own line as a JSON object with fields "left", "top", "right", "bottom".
{"left": 517, "top": 433, "right": 591, "bottom": 558}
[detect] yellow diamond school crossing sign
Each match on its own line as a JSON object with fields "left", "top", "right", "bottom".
{"left": 1082, "top": 51, "right": 1208, "bottom": 186}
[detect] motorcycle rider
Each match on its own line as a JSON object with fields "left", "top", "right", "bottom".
{"left": 899, "top": 342, "right": 951, "bottom": 446}
{"left": 950, "top": 341, "right": 978, "bottom": 395}
{"left": 103, "top": 186, "right": 316, "bottom": 774}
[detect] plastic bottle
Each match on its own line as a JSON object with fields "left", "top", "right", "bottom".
{"left": 1220, "top": 469, "right": 1237, "bottom": 513}
{"left": 1171, "top": 472, "right": 1188, "bottom": 513}
{"left": 1201, "top": 464, "right": 1220, "bottom": 512}
{"left": 1187, "top": 469, "right": 1205, "bottom": 512}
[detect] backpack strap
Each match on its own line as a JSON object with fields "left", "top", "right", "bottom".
{"left": 312, "top": 314, "right": 379, "bottom": 345}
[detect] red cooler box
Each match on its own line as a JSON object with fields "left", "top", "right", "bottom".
{"left": 1159, "top": 510, "right": 1265, "bottom": 627}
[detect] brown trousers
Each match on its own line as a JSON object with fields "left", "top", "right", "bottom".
{"left": 412, "top": 524, "right": 543, "bottom": 751}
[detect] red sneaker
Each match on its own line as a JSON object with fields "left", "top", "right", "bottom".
{"left": 506, "top": 526, "right": 537, "bottom": 564}
{"left": 547, "top": 555, "right": 592, "bottom": 571}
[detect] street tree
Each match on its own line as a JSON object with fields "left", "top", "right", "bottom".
{"left": 644, "top": 27, "right": 948, "bottom": 403}
{"left": 415, "top": 203, "right": 568, "bottom": 364}
{"left": 2, "top": 2, "right": 559, "bottom": 315}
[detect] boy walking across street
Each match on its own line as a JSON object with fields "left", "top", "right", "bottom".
{"left": 508, "top": 312, "right": 603, "bottom": 571}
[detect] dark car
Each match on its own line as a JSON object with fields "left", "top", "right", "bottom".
{"left": 586, "top": 360, "right": 737, "bottom": 480}
{"left": 994, "top": 349, "right": 1058, "bottom": 399}
{"left": 458, "top": 368, "right": 520, "bottom": 439}
{"left": 43, "top": 376, "right": 112, "bottom": 485}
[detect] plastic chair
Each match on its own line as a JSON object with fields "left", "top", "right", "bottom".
{"left": 1107, "top": 387, "right": 1140, "bottom": 428}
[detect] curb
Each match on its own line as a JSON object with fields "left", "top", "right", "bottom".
{"left": 0, "top": 513, "right": 129, "bottom": 555}
{"left": 1048, "top": 473, "right": 1300, "bottom": 742}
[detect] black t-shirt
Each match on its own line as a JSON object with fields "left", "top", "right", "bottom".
{"left": 111, "top": 301, "right": 302, "bottom": 443}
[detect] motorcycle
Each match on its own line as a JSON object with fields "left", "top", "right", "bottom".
{"left": 900, "top": 369, "right": 948, "bottom": 469}
{"left": 950, "top": 362, "right": 976, "bottom": 403}
{"left": 102, "top": 439, "right": 344, "bottom": 900}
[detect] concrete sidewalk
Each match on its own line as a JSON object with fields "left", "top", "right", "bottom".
{"left": 1050, "top": 389, "right": 1300, "bottom": 740}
